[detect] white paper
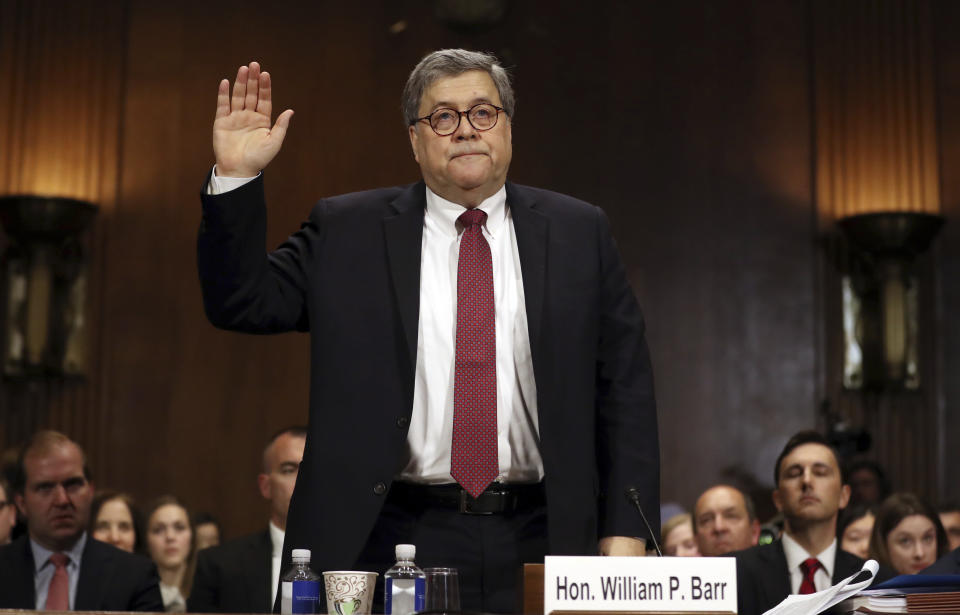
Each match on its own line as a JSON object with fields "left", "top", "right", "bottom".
{"left": 761, "top": 559, "right": 879, "bottom": 615}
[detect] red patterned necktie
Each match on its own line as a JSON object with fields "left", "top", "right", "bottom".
{"left": 450, "top": 208, "right": 498, "bottom": 499}
{"left": 798, "top": 557, "right": 822, "bottom": 594}
{"left": 45, "top": 552, "right": 70, "bottom": 610}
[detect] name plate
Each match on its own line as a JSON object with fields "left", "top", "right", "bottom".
{"left": 543, "top": 556, "right": 736, "bottom": 614}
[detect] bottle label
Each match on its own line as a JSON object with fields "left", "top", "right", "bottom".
{"left": 385, "top": 578, "right": 424, "bottom": 615}
{"left": 281, "top": 580, "right": 320, "bottom": 614}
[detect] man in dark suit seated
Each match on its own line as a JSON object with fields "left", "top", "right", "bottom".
{"left": 731, "top": 431, "right": 893, "bottom": 615}
{"left": 189, "top": 426, "right": 306, "bottom": 613}
{"left": 0, "top": 430, "right": 163, "bottom": 611}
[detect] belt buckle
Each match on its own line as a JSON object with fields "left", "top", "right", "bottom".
{"left": 458, "top": 489, "right": 495, "bottom": 515}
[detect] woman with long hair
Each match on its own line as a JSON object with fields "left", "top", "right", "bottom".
{"left": 90, "top": 491, "right": 143, "bottom": 554}
{"left": 869, "top": 493, "right": 949, "bottom": 575}
{"left": 144, "top": 495, "right": 195, "bottom": 612}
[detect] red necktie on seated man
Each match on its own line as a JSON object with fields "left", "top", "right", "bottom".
{"left": 799, "top": 557, "right": 823, "bottom": 594}
{"left": 451, "top": 209, "right": 498, "bottom": 499}
{"left": 45, "top": 552, "right": 70, "bottom": 610}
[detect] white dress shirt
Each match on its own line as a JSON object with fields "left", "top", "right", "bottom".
{"left": 781, "top": 533, "right": 837, "bottom": 593}
{"left": 399, "top": 186, "right": 542, "bottom": 484}
{"left": 208, "top": 170, "right": 544, "bottom": 484}
{"left": 30, "top": 532, "right": 87, "bottom": 610}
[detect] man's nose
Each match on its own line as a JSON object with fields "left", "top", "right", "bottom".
{"left": 453, "top": 113, "right": 478, "bottom": 140}
{"left": 51, "top": 484, "right": 70, "bottom": 505}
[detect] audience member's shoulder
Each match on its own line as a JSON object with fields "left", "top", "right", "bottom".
{"left": 86, "top": 537, "right": 155, "bottom": 569}
{"left": 197, "top": 528, "right": 269, "bottom": 561}
{"left": 729, "top": 540, "right": 778, "bottom": 563}
{"left": 923, "top": 547, "right": 960, "bottom": 575}
{"left": 0, "top": 534, "right": 29, "bottom": 562}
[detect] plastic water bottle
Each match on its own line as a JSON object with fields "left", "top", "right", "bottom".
{"left": 280, "top": 549, "right": 321, "bottom": 614}
{"left": 384, "top": 544, "right": 425, "bottom": 615}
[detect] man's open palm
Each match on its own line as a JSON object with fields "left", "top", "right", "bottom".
{"left": 213, "top": 61, "right": 294, "bottom": 177}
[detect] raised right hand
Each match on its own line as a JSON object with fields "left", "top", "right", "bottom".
{"left": 213, "top": 61, "right": 294, "bottom": 177}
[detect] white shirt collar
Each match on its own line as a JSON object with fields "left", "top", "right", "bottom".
{"left": 30, "top": 531, "right": 87, "bottom": 573}
{"left": 424, "top": 185, "right": 507, "bottom": 239}
{"left": 268, "top": 520, "right": 284, "bottom": 557}
{"left": 781, "top": 532, "right": 837, "bottom": 580}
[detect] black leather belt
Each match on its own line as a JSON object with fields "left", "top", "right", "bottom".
{"left": 389, "top": 481, "right": 546, "bottom": 515}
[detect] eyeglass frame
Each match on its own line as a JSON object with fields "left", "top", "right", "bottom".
{"left": 411, "top": 103, "right": 506, "bottom": 136}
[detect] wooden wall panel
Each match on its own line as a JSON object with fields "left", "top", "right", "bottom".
{"left": 812, "top": 0, "right": 946, "bottom": 504}
{"left": 0, "top": 0, "right": 126, "bottom": 477}
{"left": 1, "top": 0, "right": 956, "bottom": 540}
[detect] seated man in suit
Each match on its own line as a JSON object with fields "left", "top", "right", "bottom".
{"left": 732, "top": 431, "right": 893, "bottom": 615}
{"left": 0, "top": 430, "right": 163, "bottom": 611}
{"left": 693, "top": 484, "right": 760, "bottom": 556}
{"left": 189, "top": 426, "right": 306, "bottom": 613}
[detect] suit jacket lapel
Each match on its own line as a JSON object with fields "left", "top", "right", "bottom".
{"left": 767, "top": 541, "right": 792, "bottom": 602}
{"left": 506, "top": 182, "right": 548, "bottom": 359}
{"left": 383, "top": 182, "right": 426, "bottom": 371}
{"left": 9, "top": 536, "right": 37, "bottom": 608}
{"left": 250, "top": 529, "right": 274, "bottom": 612}
{"left": 76, "top": 539, "right": 110, "bottom": 610}
{"left": 833, "top": 549, "right": 865, "bottom": 583}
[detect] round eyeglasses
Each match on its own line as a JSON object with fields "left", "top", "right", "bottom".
{"left": 413, "top": 103, "right": 505, "bottom": 136}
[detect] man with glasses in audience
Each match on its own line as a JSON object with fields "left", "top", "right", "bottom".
{"left": 198, "top": 48, "right": 659, "bottom": 612}
{"left": 0, "top": 431, "right": 162, "bottom": 611}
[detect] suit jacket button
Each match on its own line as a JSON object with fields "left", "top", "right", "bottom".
{"left": 396, "top": 416, "right": 409, "bottom": 429}
{"left": 373, "top": 482, "right": 387, "bottom": 496}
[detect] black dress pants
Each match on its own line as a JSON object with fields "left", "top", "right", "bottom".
{"left": 354, "top": 484, "right": 549, "bottom": 614}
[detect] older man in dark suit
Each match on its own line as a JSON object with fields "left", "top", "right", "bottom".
{"left": 198, "top": 49, "right": 659, "bottom": 613}
{"left": 732, "top": 431, "right": 894, "bottom": 615}
{"left": 0, "top": 431, "right": 162, "bottom": 611}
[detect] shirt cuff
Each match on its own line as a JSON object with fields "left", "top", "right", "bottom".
{"left": 207, "top": 165, "right": 260, "bottom": 195}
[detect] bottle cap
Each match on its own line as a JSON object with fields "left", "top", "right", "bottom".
{"left": 292, "top": 548, "right": 311, "bottom": 561}
{"left": 395, "top": 544, "right": 416, "bottom": 560}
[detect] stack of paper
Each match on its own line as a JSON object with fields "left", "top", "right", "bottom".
{"left": 836, "top": 574, "right": 960, "bottom": 614}
{"left": 761, "top": 560, "right": 879, "bottom": 615}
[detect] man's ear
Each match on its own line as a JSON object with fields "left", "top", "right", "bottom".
{"left": 839, "top": 483, "right": 851, "bottom": 510}
{"left": 750, "top": 519, "right": 762, "bottom": 544}
{"left": 772, "top": 488, "right": 784, "bottom": 514}
{"left": 257, "top": 473, "right": 271, "bottom": 501}
{"left": 14, "top": 493, "right": 25, "bottom": 517}
{"left": 408, "top": 125, "right": 421, "bottom": 163}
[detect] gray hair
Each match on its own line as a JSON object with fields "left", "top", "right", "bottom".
{"left": 401, "top": 49, "right": 515, "bottom": 126}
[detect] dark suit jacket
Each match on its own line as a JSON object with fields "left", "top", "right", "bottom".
{"left": 197, "top": 177, "right": 659, "bottom": 577}
{"left": 188, "top": 529, "right": 273, "bottom": 613}
{"left": 923, "top": 546, "right": 960, "bottom": 574}
{"left": 0, "top": 534, "right": 163, "bottom": 611}
{"left": 732, "top": 539, "right": 896, "bottom": 615}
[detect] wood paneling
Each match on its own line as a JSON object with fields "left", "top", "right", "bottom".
{"left": 0, "top": 0, "right": 126, "bottom": 477}
{"left": 812, "top": 0, "right": 946, "bottom": 504}
{"left": 0, "top": 0, "right": 956, "bottom": 540}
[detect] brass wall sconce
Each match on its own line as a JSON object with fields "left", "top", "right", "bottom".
{"left": 837, "top": 212, "right": 944, "bottom": 390}
{"left": 0, "top": 195, "right": 98, "bottom": 378}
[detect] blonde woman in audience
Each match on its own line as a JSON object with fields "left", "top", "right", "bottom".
{"left": 869, "top": 492, "right": 949, "bottom": 575}
{"left": 662, "top": 512, "right": 700, "bottom": 556}
{"left": 837, "top": 503, "right": 875, "bottom": 560}
{"left": 145, "top": 496, "right": 195, "bottom": 612}
{"left": 90, "top": 491, "right": 143, "bottom": 554}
